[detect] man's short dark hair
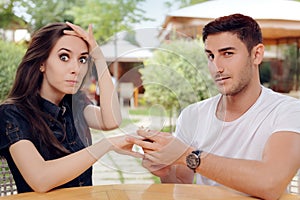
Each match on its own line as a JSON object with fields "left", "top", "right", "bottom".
{"left": 202, "top": 13, "right": 263, "bottom": 53}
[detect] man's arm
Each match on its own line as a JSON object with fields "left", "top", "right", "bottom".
{"left": 160, "top": 164, "right": 195, "bottom": 184}
{"left": 131, "top": 130, "right": 300, "bottom": 200}
{"left": 186, "top": 131, "right": 300, "bottom": 200}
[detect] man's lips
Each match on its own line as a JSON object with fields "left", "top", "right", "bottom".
{"left": 215, "top": 76, "right": 230, "bottom": 82}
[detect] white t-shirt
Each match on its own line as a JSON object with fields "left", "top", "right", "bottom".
{"left": 175, "top": 86, "right": 300, "bottom": 185}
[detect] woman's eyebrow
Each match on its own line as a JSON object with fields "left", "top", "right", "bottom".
{"left": 57, "top": 48, "right": 89, "bottom": 55}
{"left": 57, "top": 48, "right": 71, "bottom": 53}
{"left": 81, "top": 51, "right": 89, "bottom": 55}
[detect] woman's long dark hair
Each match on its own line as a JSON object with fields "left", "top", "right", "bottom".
{"left": 4, "top": 23, "right": 90, "bottom": 156}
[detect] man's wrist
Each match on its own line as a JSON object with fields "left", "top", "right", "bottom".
{"left": 185, "top": 148, "right": 203, "bottom": 173}
{"left": 179, "top": 147, "right": 196, "bottom": 165}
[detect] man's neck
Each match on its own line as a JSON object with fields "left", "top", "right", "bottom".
{"left": 216, "top": 85, "right": 262, "bottom": 122}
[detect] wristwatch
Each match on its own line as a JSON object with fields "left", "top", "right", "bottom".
{"left": 186, "top": 150, "right": 202, "bottom": 172}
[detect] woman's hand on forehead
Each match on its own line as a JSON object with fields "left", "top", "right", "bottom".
{"left": 64, "top": 22, "right": 98, "bottom": 51}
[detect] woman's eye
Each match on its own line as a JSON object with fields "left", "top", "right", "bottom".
{"left": 79, "top": 57, "right": 88, "bottom": 64}
{"left": 60, "top": 54, "right": 69, "bottom": 62}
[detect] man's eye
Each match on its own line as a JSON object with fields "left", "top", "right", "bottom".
{"left": 60, "top": 54, "right": 69, "bottom": 61}
{"left": 207, "top": 54, "right": 214, "bottom": 61}
{"left": 224, "top": 52, "right": 233, "bottom": 57}
{"left": 79, "top": 57, "right": 88, "bottom": 64}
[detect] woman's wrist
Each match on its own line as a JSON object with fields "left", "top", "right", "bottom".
{"left": 90, "top": 45, "right": 105, "bottom": 61}
{"left": 86, "top": 139, "right": 112, "bottom": 161}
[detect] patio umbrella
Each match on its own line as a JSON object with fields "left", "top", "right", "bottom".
{"left": 161, "top": 0, "right": 300, "bottom": 45}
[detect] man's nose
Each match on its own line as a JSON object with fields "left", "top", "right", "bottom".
{"left": 210, "top": 58, "right": 224, "bottom": 73}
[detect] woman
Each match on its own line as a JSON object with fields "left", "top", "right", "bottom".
{"left": 0, "top": 22, "right": 141, "bottom": 193}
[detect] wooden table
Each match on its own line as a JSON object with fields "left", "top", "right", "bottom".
{"left": 1, "top": 184, "right": 299, "bottom": 200}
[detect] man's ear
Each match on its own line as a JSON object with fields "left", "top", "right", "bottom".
{"left": 253, "top": 43, "right": 264, "bottom": 65}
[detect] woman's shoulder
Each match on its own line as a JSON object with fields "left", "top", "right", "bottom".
{"left": 0, "top": 103, "right": 27, "bottom": 121}
{"left": 0, "top": 103, "right": 18, "bottom": 112}
{"left": 0, "top": 103, "right": 33, "bottom": 150}
{"left": 0, "top": 102, "right": 20, "bottom": 111}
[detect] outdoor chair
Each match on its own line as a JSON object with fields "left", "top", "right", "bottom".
{"left": 0, "top": 156, "right": 17, "bottom": 196}
{"left": 119, "top": 82, "right": 135, "bottom": 108}
{"left": 287, "top": 169, "right": 300, "bottom": 195}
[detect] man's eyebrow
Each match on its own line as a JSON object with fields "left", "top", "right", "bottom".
{"left": 205, "top": 47, "right": 236, "bottom": 54}
{"left": 218, "top": 47, "right": 235, "bottom": 52}
{"left": 205, "top": 49, "right": 212, "bottom": 54}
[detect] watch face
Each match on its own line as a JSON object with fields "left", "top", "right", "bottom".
{"left": 186, "top": 153, "right": 200, "bottom": 169}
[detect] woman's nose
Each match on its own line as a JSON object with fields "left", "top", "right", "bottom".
{"left": 71, "top": 59, "right": 80, "bottom": 74}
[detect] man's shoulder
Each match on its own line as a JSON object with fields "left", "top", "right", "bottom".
{"left": 262, "top": 87, "right": 300, "bottom": 112}
{"left": 182, "top": 95, "right": 220, "bottom": 114}
{"left": 263, "top": 87, "right": 300, "bottom": 103}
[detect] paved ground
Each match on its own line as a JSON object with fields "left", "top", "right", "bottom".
{"left": 91, "top": 107, "right": 174, "bottom": 185}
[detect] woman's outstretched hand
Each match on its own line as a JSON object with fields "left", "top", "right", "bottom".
{"left": 108, "top": 135, "right": 144, "bottom": 158}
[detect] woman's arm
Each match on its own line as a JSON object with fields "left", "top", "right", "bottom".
{"left": 9, "top": 136, "right": 141, "bottom": 193}
{"left": 64, "top": 22, "right": 122, "bottom": 130}
{"left": 84, "top": 46, "right": 121, "bottom": 130}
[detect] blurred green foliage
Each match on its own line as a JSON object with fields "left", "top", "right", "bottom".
{"left": 1, "top": 0, "right": 151, "bottom": 44}
{"left": 140, "top": 39, "right": 217, "bottom": 115}
{"left": 0, "top": 40, "right": 26, "bottom": 102}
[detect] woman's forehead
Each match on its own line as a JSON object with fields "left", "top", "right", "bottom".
{"left": 52, "top": 35, "right": 88, "bottom": 53}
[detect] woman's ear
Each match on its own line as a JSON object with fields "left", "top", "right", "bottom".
{"left": 253, "top": 43, "right": 264, "bottom": 66}
{"left": 40, "top": 63, "right": 45, "bottom": 72}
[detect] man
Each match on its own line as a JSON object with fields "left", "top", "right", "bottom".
{"left": 128, "top": 14, "right": 300, "bottom": 200}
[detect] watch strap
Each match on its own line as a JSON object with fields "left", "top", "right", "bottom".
{"left": 192, "top": 150, "right": 202, "bottom": 157}
{"left": 187, "top": 149, "right": 203, "bottom": 172}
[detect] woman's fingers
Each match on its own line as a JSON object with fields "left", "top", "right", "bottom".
{"left": 64, "top": 22, "right": 98, "bottom": 51}
{"left": 126, "top": 136, "right": 158, "bottom": 151}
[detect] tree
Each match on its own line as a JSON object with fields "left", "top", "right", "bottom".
{"left": 164, "top": 0, "right": 207, "bottom": 9}
{"left": 4, "top": 0, "right": 151, "bottom": 43}
{"left": 67, "top": 0, "right": 151, "bottom": 43}
{"left": 0, "top": 0, "right": 27, "bottom": 40}
{"left": 140, "top": 39, "right": 216, "bottom": 131}
{"left": 0, "top": 40, "right": 26, "bottom": 101}
{"left": 17, "top": 0, "right": 79, "bottom": 33}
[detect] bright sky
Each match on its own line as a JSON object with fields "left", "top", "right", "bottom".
{"left": 134, "top": 0, "right": 180, "bottom": 28}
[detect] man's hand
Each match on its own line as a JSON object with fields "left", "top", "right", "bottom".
{"left": 127, "top": 129, "right": 190, "bottom": 166}
{"left": 142, "top": 158, "right": 171, "bottom": 177}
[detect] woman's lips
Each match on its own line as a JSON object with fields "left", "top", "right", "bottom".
{"left": 66, "top": 80, "right": 78, "bottom": 85}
